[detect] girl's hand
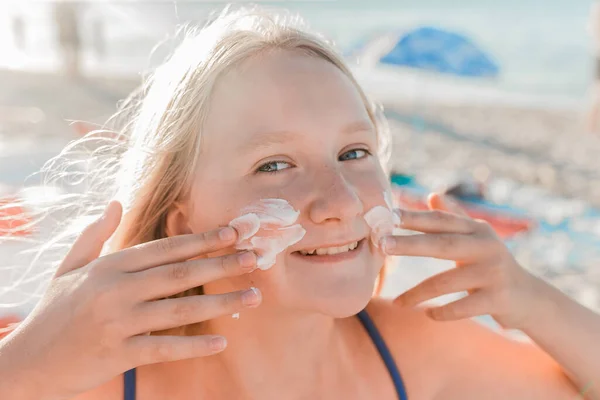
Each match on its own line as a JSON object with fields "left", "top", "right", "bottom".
{"left": 0, "top": 201, "right": 261, "bottom": 400}
{"left": 385, "top": 193, "right": 541, "bottom": 330}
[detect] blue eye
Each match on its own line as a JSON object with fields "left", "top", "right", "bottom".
{"left": 257, "top": 161, "right": 292, "bottom": 174}
{"left": 339, "top": 149, "right": 369, "bottom": 161}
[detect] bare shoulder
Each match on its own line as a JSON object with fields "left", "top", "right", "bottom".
{"left": 69, "top": 375, "right": 123, "bottom": 400}
{"left": 366, "top": 298, "right": 577, "bottom": 399}
{"left": 366, "top": 297, "right": 522, "bottom": 359}
{"left": 365, "top": 297, "right": 466, "bottom": 352}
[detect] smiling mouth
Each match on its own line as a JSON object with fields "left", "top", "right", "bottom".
{"left": 295, "top": 239, "right": 364, "bottom": 256}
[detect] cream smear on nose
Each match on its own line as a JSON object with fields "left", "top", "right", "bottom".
{"left": 229, "top": 199, "right": 306, "bottom": 270}
{"left": 363, "top": 190, "right": 401, "bottom": 249}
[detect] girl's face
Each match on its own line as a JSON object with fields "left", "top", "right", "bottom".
{"left": 183, "top": 50, "right": 391, "bottom": 317}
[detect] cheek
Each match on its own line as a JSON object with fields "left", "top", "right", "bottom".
{"left": 186, "top": 180, "right": 288, "bottom": 234}
{"left": 186, "top": 183, "right": 239, "bottom": 234}
{"left": 357, "top": 175, "right": 390, "bottom": 200}
{"left": 349, "top": 167, "right": 391, "bottom": 207}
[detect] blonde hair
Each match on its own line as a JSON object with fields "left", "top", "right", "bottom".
{"left": 1, "top": 6, "right": 391, "bottom": 332}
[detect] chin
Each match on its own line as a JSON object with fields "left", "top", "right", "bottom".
{"left": 311, "top": 281, "right": 378, "bottom": 318}
{"left": 284, "top": 253, "right": 383, "bottom": 318}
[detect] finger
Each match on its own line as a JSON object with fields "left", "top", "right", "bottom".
{"left": 130, "top": 251, "right": 257, "bottom": 301}
{"left": 103, "top": 225, "right": 238, "bottom": 272}
{"left": 394, "top": 264, "right": 490, "bottom": 307}
{"left": 425, "top": 291, "right": 490, "bottom": 321}
{"left": 56, "top": 200, "right": 123, "bottom": 277}
{"left": 397, "top": 209, "right": 475, "bottom": 234}
{"left": 383, "top": 233, "right": 485, "bottom": 261}
{"left": 133, "top": 288, "right": 262, "bottom": 334}
{"left": 127, "top": 334, "right": 228, "bottom": 366}
{"left": 428, "top": 192, "right": 469, "bottom": 217}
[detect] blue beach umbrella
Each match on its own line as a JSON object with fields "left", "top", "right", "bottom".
{"left": 350, "top": 26, "right": 500, "bottom": 179}
{"left": 378, "top": 26, "right": 500, "bottom": 78}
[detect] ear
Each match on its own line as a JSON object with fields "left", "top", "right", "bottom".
{"left": 165, "top": 201, "right": 193, "bottom": 237}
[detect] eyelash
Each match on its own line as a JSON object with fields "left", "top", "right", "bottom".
{"left": 256, "top": 148, "right": 371, "bottom": 174}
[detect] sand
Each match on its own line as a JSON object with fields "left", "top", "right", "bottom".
{"left": 386, "top": 101, "right": 600, "bottom": 205}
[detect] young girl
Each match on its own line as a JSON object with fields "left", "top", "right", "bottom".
{"left": 1, "top": 7, "right": 599, "bottom": 400}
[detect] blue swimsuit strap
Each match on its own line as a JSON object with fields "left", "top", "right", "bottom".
{"left": 356, "top": 309, "right": 409, "bottom": 400}
{"left": 123, "top": 367, "right": 135, "bottom": 400}
{"left": 123, "top": 310, "right": 408, "bottom": 400}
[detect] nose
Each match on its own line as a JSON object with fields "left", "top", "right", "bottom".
{"left": 307, "top": 168, "right": 364, "bottom": 225}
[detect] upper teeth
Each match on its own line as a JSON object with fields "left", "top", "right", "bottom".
{"left": 299, "top": 241, "right": 359, "bottom": 256}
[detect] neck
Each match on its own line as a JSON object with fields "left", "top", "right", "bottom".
{"left": 190, "top": 305, "right": 357, "bottom": 398}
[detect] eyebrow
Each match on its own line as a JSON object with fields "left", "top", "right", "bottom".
{"left": 238, "top": 120, "right": 375, "bottom": 153}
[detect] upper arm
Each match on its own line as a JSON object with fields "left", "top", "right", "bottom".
{"left": 367, "top": 299, "right": 579, "bottom": 400}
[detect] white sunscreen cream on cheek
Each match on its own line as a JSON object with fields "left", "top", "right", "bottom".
{"left": 229, "top": 199, "right": 306, "bottom": 270}
{"left": 364, "top": 190, "right": 401, "bottom": 249}
{"left": 229, "top": 213, "right": 260, "bottom": 242}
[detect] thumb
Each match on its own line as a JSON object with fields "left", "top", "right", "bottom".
{"left": 55, "top": 200, "right": 123, "bottom": 277}
{"left": 427, "top": 192, "right": 468, "bottom": 217}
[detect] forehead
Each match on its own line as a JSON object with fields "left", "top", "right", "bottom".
{"left": 201, "top": 50, "right": 372, "bottom": 152}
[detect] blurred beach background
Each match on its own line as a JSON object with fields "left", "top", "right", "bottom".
{"left": 1, "top": 0, "right": 599, "bottom": 334}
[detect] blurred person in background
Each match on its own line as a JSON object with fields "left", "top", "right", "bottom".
{"left": 53, "top": 0, "right": 82, "bottom": 79}
{"left": 587, "top": 0, "right": 600, "bottom": 133}
{"left": 11, "top": 14, "right": 26, "bottom": 51}
{"left": 92, "top": 18, "right": 106, "bottom": 61}
{"left": 0, "top": 7, "right": 599, "bottom": 400}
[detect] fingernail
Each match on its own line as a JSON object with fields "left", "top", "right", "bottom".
{"left": 241, "top": 287, "right": 261, "bottom": 307}
{"left": 99, "top": 201, "right": 113, "bottom": 221}
{"left": 381, "top": 236, "right": 396, "bottom": 253}
{"left": 219, "top": 227, "right": 236, "bottom": 241}
{"left": 393, "top": 209, "right": 402, "bottom": 226}
{"left": 237, "top": 252, "right": 256, "bottom": 270}
{"left": 379, "top": 236, "right": 387, "bottom": 250}
{"left": 210, "top": 336, "right": 227, "bottom": 352}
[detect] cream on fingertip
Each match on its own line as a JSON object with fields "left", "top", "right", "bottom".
{"left": 364, "top": 190, "right": 401, "bottom": 249}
